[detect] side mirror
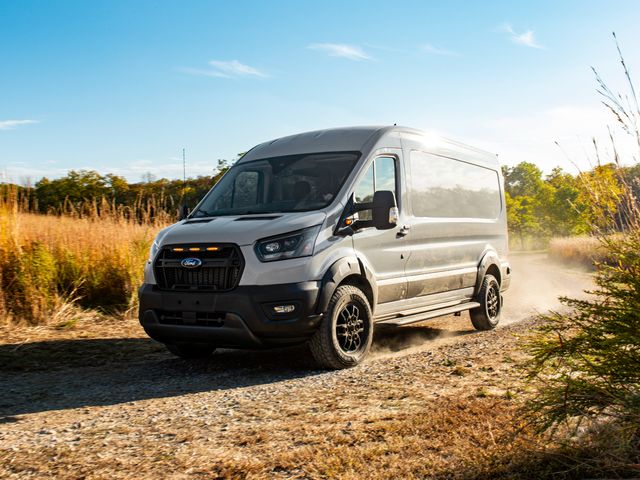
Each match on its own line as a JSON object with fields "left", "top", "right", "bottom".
{"left": 372, "top": 190, "right": 398, "bottom": 230}
{"left": 178, "top": 204, "right": 190, "bottom": 221}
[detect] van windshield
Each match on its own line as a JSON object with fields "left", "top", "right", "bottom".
{"left": 191, "top": 151, "right": 360, "bottom": 217}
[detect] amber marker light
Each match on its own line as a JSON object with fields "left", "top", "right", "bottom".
{"left": 173, "top": 247, "right": 185, "bottom": 252}
{"left": 206, "top": 247, "right": 220, "bottom": 251}
{"left": 344, "top": 218, "right": 353, "bottom": 226}
{"left": 188, "top": 247, "right": 201, "bottom": 252}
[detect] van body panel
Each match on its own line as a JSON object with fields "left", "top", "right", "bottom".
{"left": 395, "top": 133, "right": 508, "bottom": 311}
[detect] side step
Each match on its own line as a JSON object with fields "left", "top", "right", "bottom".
{"left": 376, "top": 301, "right": 481, "bottom": 327}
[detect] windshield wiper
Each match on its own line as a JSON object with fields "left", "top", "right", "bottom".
{"left": 191, "top": 210, "right": 218, "bottom": 218}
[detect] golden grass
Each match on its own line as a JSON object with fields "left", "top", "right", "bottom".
{"left": 0, "top": 198, "right": 167, "bottom": 325}
{"left": 548, "top": 236, "right": 606, "bottom": 268}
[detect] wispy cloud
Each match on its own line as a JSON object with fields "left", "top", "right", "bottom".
{"left": 308, "top": 43, "right": 371, "bottom": 61}
{"left": 0, "top": 119, "right": 39, "bottom": 130}
{"left": 421, "top": 44, "right": 459, "bottom": 56}
{"left": 499, "top": 23, "right": 544, "bottom": 49}
{"left": 208, "top": 60, "right": 267, "bottom": 77}
{"left": 178, "top": 60, "right": 267, "bottom": 78}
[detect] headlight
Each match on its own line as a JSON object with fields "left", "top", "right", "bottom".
{"left": 255, "top": 225, "right": 321, "bottom": 262}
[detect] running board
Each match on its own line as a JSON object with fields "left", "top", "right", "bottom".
{"left": 375, "top": 301, "right": 481, "bottom": 327}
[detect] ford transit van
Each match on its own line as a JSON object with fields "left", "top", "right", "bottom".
{"left": 139, "top": 126, "right": 511, "bottom": 369}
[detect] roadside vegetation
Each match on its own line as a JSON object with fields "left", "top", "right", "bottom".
{"left": 524, "top": 33, "right": 640, "bottom": 477}
{"left": 0, "top": 191, "right": 168, "bottom": 325}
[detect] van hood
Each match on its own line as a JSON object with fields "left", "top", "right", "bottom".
{"left": 157, "top": 212, "right": 328, "bottom": 247}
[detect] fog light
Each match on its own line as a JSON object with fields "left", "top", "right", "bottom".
{"left": 273, "top": 305, "right": 296, "bottom": 314}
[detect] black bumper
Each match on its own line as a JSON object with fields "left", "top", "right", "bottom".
{"left": 138, "top": 282, "right": 323, "bottom": 348}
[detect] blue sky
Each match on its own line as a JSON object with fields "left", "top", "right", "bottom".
{"left": 1, "top": 0, "right": 639, "bottom": 182}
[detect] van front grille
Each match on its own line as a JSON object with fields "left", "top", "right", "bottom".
{"left": 153, "top": 244, "right": 243, "bottom": 291}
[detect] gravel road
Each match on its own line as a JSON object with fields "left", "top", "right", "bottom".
{"left": 0, "top": 254, "right": 593, "bottom": 479}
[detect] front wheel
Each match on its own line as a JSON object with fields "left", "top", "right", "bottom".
{"left": 165, "top": 343, "right": 216, "bottom": 359}
{"left": 470, "top": 274, "right": 501, "bottom": 331}
{"left": 309, "top": 285, "right": 373, "bottom": 369}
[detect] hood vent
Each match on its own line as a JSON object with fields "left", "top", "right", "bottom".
{"left": 235, "top": 216, "right": 281, "bottom": 221}
{"left": 184, "top": 219, "right": 214, "bottom": 224}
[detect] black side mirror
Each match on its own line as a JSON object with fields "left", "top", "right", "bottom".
{"left": 179, "top": 204, "right": 190, "bottom": 221}
{"left": 372, "top": 190, "right": 399, "bottom": 230}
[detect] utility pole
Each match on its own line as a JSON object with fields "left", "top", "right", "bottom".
{"left": 182, "top": 148, "right": 186, "bottom": 185}
{"left": 182, "top": 147, "right": 186, "bottom": 200}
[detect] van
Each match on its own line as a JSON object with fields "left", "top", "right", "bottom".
{"left": 138, "top": 126, "right": 511, "bottom": 369}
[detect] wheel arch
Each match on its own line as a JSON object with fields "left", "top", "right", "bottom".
{"left": 316, "top": 256, "right": 378, "bottom": 315}
{"left": 475, "top": 250, "right": 502, "bottom": 295}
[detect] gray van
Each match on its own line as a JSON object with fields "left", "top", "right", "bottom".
{"left": 139, "top": 126, "right": 511, "bottom": 369}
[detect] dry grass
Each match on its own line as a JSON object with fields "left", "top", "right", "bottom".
{"left": 2, "top": 317, "right": 636, "bottom": 479}
{"left": 547, "top": 236, "right": 606, "bottom": 268}
{"left": 0, "top": 396, "right": 544, "bottom": 480}
{"left": 0, "top": 191, "right": 167, "bottom": 325}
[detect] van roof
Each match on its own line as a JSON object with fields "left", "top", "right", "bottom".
{"left": 238, "top": 126, "right": 498, "bottom": 165}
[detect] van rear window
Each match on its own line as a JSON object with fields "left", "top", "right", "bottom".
{"left": 409, "top": 151, "right": 501, "bottom": 219}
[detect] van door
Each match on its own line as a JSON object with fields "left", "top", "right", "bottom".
{"left": 351, "top": 154, "right": 409, "bottom": 305}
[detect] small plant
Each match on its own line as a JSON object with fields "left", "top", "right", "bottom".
{"left": 451, "top": 365, "right": 469, "bottom": 376}
{"left": 476, "top": 387, "right": 490, "bottom": 398}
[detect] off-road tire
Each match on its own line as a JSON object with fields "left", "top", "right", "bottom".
{"left": 165, "top": 343, "right": 216, "bottom": 359}
{"left": 470, "top": 274, "right": 501, "bottom": 331}
{"left": 309, "top": 285, "right": 373, "bottom": 369}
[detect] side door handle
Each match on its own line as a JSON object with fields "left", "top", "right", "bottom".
{"left": 397, "top": 225, "right": 411, "bottom": 237}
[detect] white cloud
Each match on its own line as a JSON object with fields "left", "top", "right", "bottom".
{"left": 179, "top": 60, "right": 267, "bottom": 79}
{"left": 208, "top": 60, "right": 267, "bottom": 77}
{"left": 308, "top": 43, "right": 371, "bottom": 61}
{"left": 0, "top": 119, "right": 39, "bottom": 130}
{"left": 499, "top": 23, "right": 544, "bottom": 49}
{"left": 421, "top": 44, "right": 459, "bottom": 56}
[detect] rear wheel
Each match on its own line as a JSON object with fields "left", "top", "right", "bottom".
{"left": 165, "top": 343, "right": 216, "bottom": 359}
{"left": 470, "top": 274, "right": 501, "bottom": 330}
{"left": 309, "top": 285, "right": 373, "bottom": 369}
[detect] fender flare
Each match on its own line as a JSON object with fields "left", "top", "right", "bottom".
{"left": 315, "top": 256, "right": 378, "bottom": 314}
{"left": 475, "top": 250, "right": 502, "bottom": 295}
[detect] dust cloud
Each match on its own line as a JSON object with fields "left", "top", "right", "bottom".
{"left": 370, "top": 253, "right": 594, "bottom": 357}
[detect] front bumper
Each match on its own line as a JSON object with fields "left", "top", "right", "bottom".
{"left": 138, "top": 281, "right": 323, "bottom": 348}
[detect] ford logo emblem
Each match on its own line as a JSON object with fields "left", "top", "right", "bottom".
{"left": 181, "top": 257, "right": 202, "bottom": 269}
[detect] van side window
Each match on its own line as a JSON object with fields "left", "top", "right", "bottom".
{"left": 354, "top": 164, "right": 374, "bottom": 204}
{"left": 409, "top": 151, "right": 501, "bottom": 219}
{"left": 375, "top": 156, "right": 396, "bottom": 193}
{"left": 354, "top": 156, "right": 397, "bottom": 220}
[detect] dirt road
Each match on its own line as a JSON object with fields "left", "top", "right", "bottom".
{"left": 0, "top": 254, "right": 593, "bottom": 479}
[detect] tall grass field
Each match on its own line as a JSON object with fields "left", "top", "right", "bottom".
{"left": 0, "top": 189, "right": 167, "bottom": 325}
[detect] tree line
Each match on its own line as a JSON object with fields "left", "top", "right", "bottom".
{"left": 503, "top": 161, "right": 640, "bottom": 248}
{"left": 3, "top": 160, "right": 231, "bottom": 221}
{"left": 3, "top": 159, "right": 639, "bottom": 247}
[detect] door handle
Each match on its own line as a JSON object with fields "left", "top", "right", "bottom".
{"left": 397, "top": 225, "right": 411, "bottom": 237}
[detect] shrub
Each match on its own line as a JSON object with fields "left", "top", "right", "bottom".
{"left": 524, "top": 32, "right": 640, "bottom": 473}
